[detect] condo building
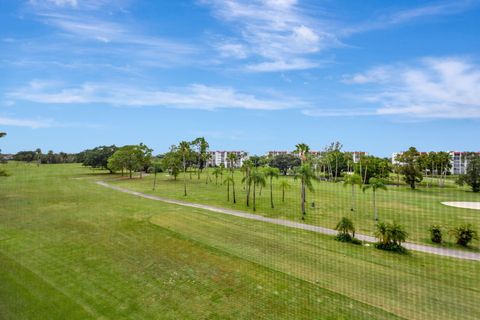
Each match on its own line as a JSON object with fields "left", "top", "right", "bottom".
{"left": 207, "top": 151, "right": 248, "bottom": 168}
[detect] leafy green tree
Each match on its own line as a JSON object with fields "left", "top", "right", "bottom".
{"left": 374, "top": 221, "right": 408, "bottom": 252}
{"left": 269, "top": 154, "right": 300, "bottom": 175}
{"left": 250, "top": 169, "right": 266, "bottom": 211}
{"left": 178, "top": 141, "right": 191, "bottom": 196}
{"left": 396, "top": 147, "right": 423, "bottom": 189}
{"left": 191, "top": 137, "right": 209, "bottom": 180}
{"left": 362, "top": 178, "right": 387, "bottom": 221}
{"left": 343, "top": 174, "right": 362, "bottom": 211}
{"left": 161, "top": 146, "right": 182, "bottom": 180}
{"left": 429, "top": 225, "right": 443, "bottom": 244}
{"left": 278, "top": 179, "right": 291, "bottom": 202}
{"left": 456, "top": 154, "right": 480, "bottom": 192}
{"left": 0, "top": 132, "right": 6, "bottom": 176}
{"left": 107, "top": 144, "right": 152, "bottom": 179}
{"left": 450, "top": 224, "right": 478, "bottom": 246}
{"left": 335, "top": 217, "right": 358, "bottom": 243}
{"left": 294, "top": 143, "right": 310, "bottom": 164}
{"left": 355, "top": 156, "right": 392, "bottom": 184}
{"left": 294, "top": 164, "right": 318, "bottom": 220}
{"left": 82, "top": 145, "right": 118, "bottom": 172}
{"left": 263, "top": 166, "right": 279, "bottom": 208}
{"left": 13, "top": 151, "right": 37, "bottom": 162}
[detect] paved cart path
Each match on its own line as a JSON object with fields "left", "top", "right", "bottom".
{"left": 97, "top": 181, "right": 480, "bottom": 261}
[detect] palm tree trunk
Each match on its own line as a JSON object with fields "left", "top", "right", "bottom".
{"left": 373, "top": 190, "right": 378, "bottom": 221}
{"left": 246, "top": 182, "right": 251, "bottom": 207}
{"left": 153, "top": 171, "right": 157, "bottom": 190}
{"left": 226, "top": 182, "right": 230, "bottom": 201}
{"left": 253, "top": 183, "right": 256, "bottom": 211}
{"left": 183, "top": 155, "right": 187, "bottom": 196}
{"left": 282, "top": 186, "right": 285, "bottom": 202}
{"left": 232, "top": 180, "right": 236, "bottom": 203}
{"left": 351, "top": 185, "right": 355, "bottom": 211}
{"left": 301, "top": 181, "right": 306, "bottom": 220}
{"left": 270, "top": 177, "right": 274, "bottom": 208}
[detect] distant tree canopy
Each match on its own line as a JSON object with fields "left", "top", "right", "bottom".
{"left": 13, "top": 151, "right": 37, "bottom": 162}
{"left": 107, "top": 143, "right": 152, "bottom": 178}
{"left": 396, "top": 147, "right": 423, "bottom": 189}
{"left": 457, "top": 154, "right": 480, "bottom": 192}
{"left": 269, "top": 154, "right": 300, "bottom": 175}
{"left": 12, "top": 149, "right": 78, "bottom": 164}
{"left": 80, "top": 145, "right": 118, "bottom": 172}
{"left": 354, "top": 156, "right": 392, "bottom": 184}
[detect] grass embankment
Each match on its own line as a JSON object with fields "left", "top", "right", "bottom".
{"left": 0, "top": 163, "right": 479, "bottom": 319}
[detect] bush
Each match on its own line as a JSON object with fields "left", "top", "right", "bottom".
{"left": 450, "top": 224, "right": 478, "bottom": 247}
{"left": 429, "top": 225, "right": 443, "bottom": 244}
{"left": 374, "top": 221, "right": 408, "bottom": 253}
{"left": 334, "top": 217, "right": 362, "bottom": 245}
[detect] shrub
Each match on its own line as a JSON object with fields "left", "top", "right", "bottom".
{"left": 429, "top": 225, "right": 443, "bottom": 244}
{"left": 374, "top": 221, "right": 408, "bottom": 253}
{"left": 334, "top": 217, "right": 361, "bottom": 245}
{"left": 450, "top": 224, "right": 478, "bottom": 247}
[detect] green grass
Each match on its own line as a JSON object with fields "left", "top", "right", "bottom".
{"left": 110, "top": 168, "right": 480, "bottom": 248}
{"left": 0, "top": 163, "right": 479, "bottom": 319}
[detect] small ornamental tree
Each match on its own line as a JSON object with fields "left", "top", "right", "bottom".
{"left": 450, "top": 224, "right": 478, "bottom": 247}
{"left": 429, "top": 225, "right": 443, "bottom": 244}
{"left": 374, "top": 221, "right": 409, "bottom": 253}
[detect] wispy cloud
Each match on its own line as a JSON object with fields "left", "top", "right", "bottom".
{"left": 341, "top": 57, "right": 480, "bottom": 119}
{"left": 201, "top": 0, "right": 340, "bottom": 72}
{"left": 8, "top": 81, "right": 308, "bottom": 111}
{"left": 0, "top": 116, "right": 53, "bottom": 128}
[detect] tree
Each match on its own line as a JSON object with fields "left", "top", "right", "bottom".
{"left": 456, "top": 154, "right": 480, "bottom": 192}
{"left": 429, "top": 225, "right": 443, "bottom": 244}
{"left": 294, "top": 143, "right": 310, "bottom": 164}
{"left": 294, "top": 164, "right": 318, "bottom": 220}
{"left": 224, "top": 176, "right": 234, "bottom": 202}
{"left": 335, "top": 217, "right": 358, "bottom": 243}
{"left": 374, "top": 221, "right": 408, "bottom": 252}
{"left": 178, "top": 141, "right": 191, "bottom": 196}
{"left": 35, "top": 148, "right": 42, "bottom": 167}
{"left": 227, "top": 153, "right": 238, "bottom": 203}
{"left": 269, "top": 154, "right": 300, "bottom": 175}
{"left": 107, "top": 144, "right": 152, "bottom": 179}
{"left": 161, "top": 146, "right": 182, "bottom": 180}
{"left": 191, "top": 137, "right": 209, "bottom": 180}
{"left": 0, "top": 132, "right": 6, "bottom": 176}
{"left": 13, "top": 151, "right": 37, "bottom": 162}
{"left": 450, "top": 224, "right": 478, "bottom": 247}
{"left": 263, "top": 166, "right": 279, "bottom": 208}
{"left": 362, "top": 178, "right": 387, "bottom": 221}
{"left": 343, "top": 174, "right": 362, "bottom": 211}
{"left": 354, "top": 156, "right": 391, "bottom": 184}
{"left": 250, "top": 169, "right": 266, "bottom": 211}
{"left": 212, "top": 167, "right": 222, "bottom": 185}
{"left": 82, "top": 145, "right": 118, "bottom": 172}
{"left": 241, "top": 162, "right": 254, "bottom": 207}
{"left": 396, "top": 147, "right": 423, "bottom": 189}
{"left": 279, "top": 179, "right": 291, "bottom": 202}
{"left": 149, "top": 160, "right": 163, "bottom": 191}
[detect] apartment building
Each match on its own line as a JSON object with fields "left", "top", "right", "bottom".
{"left": 391, "top": 151, "right": 480, "bottom": 175}
{"left": 207, "top": 151, "right": 248, "bottom": 168}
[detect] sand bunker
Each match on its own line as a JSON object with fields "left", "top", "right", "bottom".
{"left": 442, "top": 202, "right": 480, "bottom": 210}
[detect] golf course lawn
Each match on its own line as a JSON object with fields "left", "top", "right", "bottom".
{"left": 110, "top": 168, "right": 480, "bottom": 248}
{"left": 1, "top": 163, "right": 479, "bottom": 319}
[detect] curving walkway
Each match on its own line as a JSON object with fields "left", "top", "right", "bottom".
{"left": 97, "top": 181, "right": 480, "bottom": 261}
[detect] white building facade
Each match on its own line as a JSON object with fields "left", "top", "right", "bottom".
{"left": 266, "top": 150, "right": 368, "bottom": 163}
{"left": 207, "top": 151, "right": 248, "bottom": 168}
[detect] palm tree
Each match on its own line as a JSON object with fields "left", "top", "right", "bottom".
{"left": 294, "top": 164, "right": 318, "bottom": 220}
{"left": 250, "top": 169, "right": 266, "bottom": 211}
{"left": 362, "top": 177, "right": 387, "bottom": 221}
{"left": 242, "top": 171, "right": 253, "bottom": 207}
{"left": 224, "top": 176, "right": 234, "bottom": 201}
{"left": 343, "top": 173, "right": 362, "bottom": 211}
{"left": 335, "top": 217, "right": 356, "bottom": 238}
{"left": 227, "top": 153, "right": 238, "bottom": 204}
{"left": 150, "top": 160, "right": 162, "bottom": 191}
{"left": 279, "top": 179, "right": 291, "bottom": 202}
{"left": 294, "top": 143, "right": 310, "bottom": 164}
{"left": 263, "top": 166, "right": 279, "bottom": 208}
{"left": 212, "top": 167, "right": 222, "bottom": 185}
{"left": 178, "top": 141, "right": 191, "bottom": 196}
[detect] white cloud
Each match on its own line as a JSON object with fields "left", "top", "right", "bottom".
{"left": 343, "top": 57, "right": 480, "bottom": 119}
{"left": 8, "top": 81, "right": 308, "bottom": 111}
{"left": 0, "top": 116, "right": 53, "bottom": 128}
{"left": 201, "top": 0, "right": 339, "bottom": 72}
{"left": 29, "top": 0, "right": 78, "bottom": 8}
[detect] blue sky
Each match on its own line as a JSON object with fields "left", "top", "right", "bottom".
{"left": 1, "top": 0, "right": 479, "bottom": 156}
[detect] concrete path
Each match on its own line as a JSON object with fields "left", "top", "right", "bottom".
{"left": 97, "top": 181, "right": 480, "bottom": 261}
{"left": 442, "top": 201, "right": 480, "bottom": 210}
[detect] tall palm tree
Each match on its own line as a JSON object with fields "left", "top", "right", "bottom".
{"left": 224, "top": 176, "right": 234, "bottom": 201}
{"left": 294, "top": 143, "right": 310, "bottom": 164}
{"left": 250, "top": 169, "right": 266, "bottom": 211}
{"left": 212, "top": 167, "right": 222, "bottom": 185}
{"left": 294, "top": 164, "right": 318, "bottom": 220}
{"left": 279, "top": 179, "right": 291, "bottom": 202}
{"left": 178, "top": 141, "right": 191, "bottom": 196}
{"left": 343, "top": 173, "right": 362, "bottom": 211}
{"left": 227, "top": 153, "right": 238, "bottom": 203}
{"left": 242, "top": 170, "right": 253, "bottom": 207}
{"left": 362, "top": 177, "right": 387, "bottom": 221}
{"left": 263, "top": 166, "right": 279, "bottom": 208}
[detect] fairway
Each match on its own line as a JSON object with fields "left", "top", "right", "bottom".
{"left": 1, "top": 163, "right": 479, "bottom": 319}
{"left": 111, "top": 168, "right": 480, "bottom": 249}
